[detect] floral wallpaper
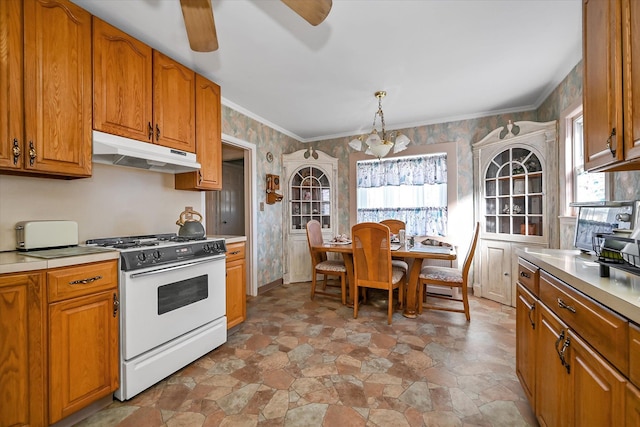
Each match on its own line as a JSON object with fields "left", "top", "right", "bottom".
{"left": 222, "top": 59, "right": 640, "bottom": 289}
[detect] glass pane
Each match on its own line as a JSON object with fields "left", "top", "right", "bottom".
{"left": 524, "top": 154, "right": 541, "bottom": 173}
{"left": 485, "top": 180, "right": 496, "bottom": 196}
{"left": 513, "top": 216, "right": 525, "bottom": 235}
{"left": 529, "top": 216, "right": 543, "bottom": 236}
{"left": 512, "top": 196, "right": 525, "bottom": 214}
{"left": 493, "top": 150, "right": 510, "bottom": 166}
{"left": 498, "top": 164, "right": 510, "bottom": 177}
{"left": 498, "top": 179, "right": 510, "bottom": 196}
{"left": 320, "top": 174, "right": 330, "bottom": 187}
{"left": 486, "top": 162, "right": 499, "bottom": 178}
{"left": 576, "top": 171, "right": 605, "bottom": 202}
{"left": 529, "top": 175, "right": 542, "bottom": 193}
{"left": 499, "top": 197, "right": 510, "bottom": 214}
{"left": 486, "top": 216, "right": 496, "bottom": 233}
{"left": 513, "top": 178, "right": 525, "bottom": 195}
{"left": 499, "top": 217, "right": 510, "bottom": 233}
{"left": 528, "top": 195, "right": 543, "bottom": 215}
{"left": 485, "top": 198, "right": 496, "bottom": 215}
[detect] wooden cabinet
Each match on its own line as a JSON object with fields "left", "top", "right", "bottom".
{"left": 473, "top": 121, "right": 557, "bottom": 307}
{"left": 93, "top": 18, "right": 195, "bottom": 153}
{"left": 0, "top": 271, "right": 46, "bottom": 427}
{"left": 225, "top": 242, "right": 246, "bottom": 329}
{"left": 516, "top": 283, "right": 537, "bottom": 408}
{"left": 93, "top": 17, "right": 153, "bottom": 142}
{"left": 175, "top": 74, "right": 222, "bottom": 190}
{"left": 517, "top": 257, "right": 636, "bottom": 426}
{"left": 0, "top": 0, "right": 92, "bottom": 178}
{"left": 583, "top": 0, "right": 640, "bottom": 171}
{"left": 47, "top": 260, "right": 119, "bottom": 424}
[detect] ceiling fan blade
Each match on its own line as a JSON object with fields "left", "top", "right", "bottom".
{"left": 180, "top": 0, "right": 219, "bottom": 52}
{"left": 281, "top": 0, "right": 332, "bottom": 26}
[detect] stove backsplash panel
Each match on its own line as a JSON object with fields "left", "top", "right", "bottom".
{"left": 0, "top": 163, "right": 204, "bottom": 252}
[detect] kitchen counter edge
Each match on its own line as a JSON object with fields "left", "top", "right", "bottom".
{"left": 516, "top": 247, "right": 640, "bottom": 324}
{"left": 0, "top": 250, "right": 119, "bottom": 275}
{"left": 209, "top": 235, "right": 247, "bottom": 245}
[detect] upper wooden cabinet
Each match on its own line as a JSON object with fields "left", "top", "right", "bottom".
{"left": 93, "top": 18, "right": 196, "bottom": 153}
{"left": 583, "top": 0, "right": 640, "bottom": 171}
{"left": 93, "top": 17, "right": 153, "bottom": 143}
{"left": 175, "top": 74, "right": 221, "bottom": 190}
{"left": 0, "top": 0, "right": 92, "bottom": 178}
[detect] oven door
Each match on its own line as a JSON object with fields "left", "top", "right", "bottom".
{"left": 120, "top": 255, "right": 226, "bottom": 360}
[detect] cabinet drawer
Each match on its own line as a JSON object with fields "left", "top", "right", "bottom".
{"left": 48, "top": 261, "right": 118, "bottom": 302}
{"left": 226, "top": 242, "right": 245, "bottom": 263}
{"left": 631, "top": 323, "right": 640, "bottom": 388}
{"left": 539, "top": 270, "right": 628, "bottom": 375}
{"left": 517, "top": 258, "right": 539, "bottom": 294}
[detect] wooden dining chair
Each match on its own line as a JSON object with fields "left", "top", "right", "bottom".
{"left": 380, "top": 219, "right": 409, "bottom": 273}
{"left": 352, "top": 222, "right": 406, "bottom": 324}
{"left": 418, "top": 222, "right": 480, "bottom": 321}
{"left": 306, "top": 220, "right": 347, "bottom": 304}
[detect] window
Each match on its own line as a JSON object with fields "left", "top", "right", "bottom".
{"left": 572, "top": 115, "right": 606, "bottom": 203}
{"left": 355, "top": 153, "right": 448, "bottom": 236}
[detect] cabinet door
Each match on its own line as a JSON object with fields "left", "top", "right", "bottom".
{"left": 0, "top": 272, "right": 46, "bottom": 427}
{"left": 569, "top": 330, "right": 626, "bottom": 427}
{"left": 623, "top": 0, "right": 640, "bottom": 162}
{"left": 628, "top": 383, "right": 640, "bottom": 427}
{"left": 516, "top": 283, "right": 537, "bottom": 408}
{"left": 23, "top": 0, "right": 92, "bottom": 177}
{"left": 226, "top": 258, "right": 246, "bottom": 329}
{"left": 175, "top": 74, "right": 222, "bottom": 190}
{"left": 583, "top": 0, "right": 624, "bottom": 171}
{"left": 152, "top": 51, "right": 195, "bottom": 152}
{"left": 480, "top": 240, "right": 511, "bottom": 305}
{"left": 49, "top": 291, "right": 119, "bottom": 424}
{"left": 93, "top": 17, "right": 153, "bottom": 142}
{"left": 0, "top": 0, "right": 24, "bottom": 171}
{"left": 536, "top": 303, "right": 571, "bottom": 427}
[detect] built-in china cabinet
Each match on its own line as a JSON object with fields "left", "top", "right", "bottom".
{"left": 473, "top": 121, "right": 558, "bottom": 307}
{"left": 282, "top": 149, "right": 338, "bottom": 284}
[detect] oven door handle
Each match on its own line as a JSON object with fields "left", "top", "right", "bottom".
{"left": 129, "top": 255, "right": 226, "bottom": 278}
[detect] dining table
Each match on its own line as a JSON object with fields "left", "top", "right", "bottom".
{"left": 313, "top": 239, "right": 457, "bottom": 318}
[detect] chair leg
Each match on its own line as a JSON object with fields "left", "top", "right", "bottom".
{"left": 387, "top": 288, "right": 393, "bottom": 325}
{"left": 310, "top": 271, "right": 317, "bottom": 300}
{"left": 418, "top": 280, "right": 424, "bottom": 314}
{"left": 462, "top": 288, "right": 470, "bottom": 321}
{"left": 322, "top": 274, "right": 328, "bottom": 290}
{"left": 353, "top": 284, "right": 359, "bottom": 319}
{"left": 340, "top": 273, "right": 346, "bottom": 305}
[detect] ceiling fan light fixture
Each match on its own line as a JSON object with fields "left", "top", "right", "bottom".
{"left": 349, "top": 90, "right": 411, "bottom": 159}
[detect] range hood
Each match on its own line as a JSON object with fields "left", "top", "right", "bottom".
{"left": 92, "top": 131, "right": 201, "bottom": 174}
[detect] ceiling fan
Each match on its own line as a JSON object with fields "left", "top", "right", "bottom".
{"left": 179, "top": 0, "right": 333, "bottom": 52}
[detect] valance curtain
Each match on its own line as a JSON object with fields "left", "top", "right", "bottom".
{"left": 356, "top": 154, "right": 448, "bottom": 236}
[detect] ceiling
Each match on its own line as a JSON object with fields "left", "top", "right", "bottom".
{"left": 72, "top": 0, "right": 583, "bottom": 142}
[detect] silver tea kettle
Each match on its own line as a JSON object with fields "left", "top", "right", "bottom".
{"left": 176, "top": 207, "right": 205, "bottom": 239}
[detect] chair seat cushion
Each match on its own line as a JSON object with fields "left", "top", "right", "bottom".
{"left": 391, "top": 260, "right": 409, "bottom": 271}
{"left": 419, "top": 266, "right": 462, "bottom": 283}
{"left": 392, "top": 266, "right": 406, "bottom": 284}
{"left": 316, "top": 260, "right": 347, "bottom": 273}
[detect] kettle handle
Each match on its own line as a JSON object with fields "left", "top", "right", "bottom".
{"left": 177, "top": 209, "right": 203, "bottom": 225}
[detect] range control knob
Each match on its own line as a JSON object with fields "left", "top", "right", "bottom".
{"left": 152, "top": 250, "right": 162, "bottom": 259}
{"left": 203, "top": 243, "right": 212, "bottom": 253}
{"left": 137, "top": 252, "right": 147, "bottom": 262}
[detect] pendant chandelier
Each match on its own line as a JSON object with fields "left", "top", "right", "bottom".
{"left": 348, "top": 91, "right": 410, "bottom": 158}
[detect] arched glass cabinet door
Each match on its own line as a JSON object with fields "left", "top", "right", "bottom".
{"left": 290, "top": 166, "right": 331, "bottom": 231}
{"left": 484, "top": 147, "right": 543, "bottom": 236}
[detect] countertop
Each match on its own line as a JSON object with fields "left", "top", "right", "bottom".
{"left": 517, "top": 247, "right": 640, "bottom": 324}
{"left": 1, "top": 236, "right": 246, "bottom": 275}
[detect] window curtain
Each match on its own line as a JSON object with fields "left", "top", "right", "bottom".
{"left": 356, "top": 154, "right": 448, "bottom": 236}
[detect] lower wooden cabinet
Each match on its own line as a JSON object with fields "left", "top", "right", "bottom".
{"left": 515, "top": 283, "right": 537, "bottom": 408}
{"left": 225, "top": 241, "right": 246, "bottom": 329}
{"left": 628, "top": 383, "right": 640, "bottom": 426}
{"left": 0, "top": 271, "right": 46, "bottom": 427}
{"left": 47, "top": 260, "right": 119, "bottom": 424}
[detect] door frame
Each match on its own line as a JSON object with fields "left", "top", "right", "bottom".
{"left": 221, "top": 133, "right": 258, "bottom": 297}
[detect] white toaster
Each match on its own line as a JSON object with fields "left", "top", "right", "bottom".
{"left": 15, "top": 220, "right": 79, "bottom": 250}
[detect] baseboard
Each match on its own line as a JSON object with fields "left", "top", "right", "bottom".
{"left": 258, "top": 278, "right": 284, "bottom": 295}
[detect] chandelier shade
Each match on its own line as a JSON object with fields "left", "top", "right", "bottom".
{"left": 348, "top": 91, "right": 411, "bottom": 159}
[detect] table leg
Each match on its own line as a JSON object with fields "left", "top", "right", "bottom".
{"left": 341, "top": 252, "right": 355, "bottom": 306}
{"left": 403, "top": 258, "right": 424, "bottom": 318}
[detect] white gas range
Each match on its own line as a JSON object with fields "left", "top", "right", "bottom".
{"left": 86, "top": 234, "right": 228, "bottom": 401}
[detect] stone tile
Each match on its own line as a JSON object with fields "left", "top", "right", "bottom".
{"left": 323, "top": 405, "right": 366, "bottom": 426}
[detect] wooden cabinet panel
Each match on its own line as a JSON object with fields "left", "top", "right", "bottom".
{"left": 515, "top": 283, "right": 537, "bottom": 409}
{"left": 570, "top": 330, "right": 626, "bottom": 427}
{"left": 630, "top": 322, "right": 640, "bottom": 388}
{"left": 480, "top": 240, "right": 511, "bottom": 306}
{"left": 93, "top": 17, "right": 153, "bottom": 142}
{"left": 0, "top": 272, "right": 46, "bottom": 427}
{"left": 539, "top": 270, "right": 629, "bottom": 375}
{"left": 628, "top": 383, "right": 640, "bottom": 427}
{"left": 0, "top": 0, "right": 24, "bottom": 171}
{"left": 49, "top": 290, "right": 119, "bottom": 424}
{"left": 583, "top": 0, "right": 624, "bottom": 171}
{"left": 226, "top": 242, "right": 246, "bottom": 329}
{"left": 517, "top": 258, "right": 539, "bottom": 295}
{"left": 623, "top": 0, "right": 640, "bottom": 162}
{"left": 536, "top": 303, "right": 571, "bottom": 427}
{"left": 23, "top": 0, "right": 92, "bottom": 177}
{"left": 153, "top": 51, "right": 195, "bottom": 152}
{"left": 175, "top": 74, "right": 222, "bottom": 190}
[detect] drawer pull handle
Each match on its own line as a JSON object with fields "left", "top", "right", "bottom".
{"left": 557, "top": 298, "right": 576, "bottom": 313}
{"left": 69, "top": 275, "right": 103, "bottom": 285}
{"left": 559, "top": 335, "right": 571, "bottom": 374}
{"left": 606, "top": 127, "right": 616, "bottom": 157}
{"left": 230, "top": 251, "right": 241, "bottom": 255}
{"left": 113, "top": 293, "right": 119, "bottom": 317}
{"left": 520, "top": 271, "right": 530, "bottom": 279}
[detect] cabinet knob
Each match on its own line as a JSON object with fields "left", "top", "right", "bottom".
{"left": 504, "top": 272, "right": 509, "bottom": 276}
{"left": 155, "top": 124, "right": 160, "bottom": 141}
{"left": 28, "top": 141, "right": 36, "bottom": 166}
{"left": 606, "top": 128, "right": 616, "bottom": 157}
{"left": 12, "top": 138, "right": 20, "bottom": 165}
{"left": 148, "top": 122, "right": 153, "bottom": 140}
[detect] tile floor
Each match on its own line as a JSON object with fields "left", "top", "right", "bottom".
{"left": 78, "top": 283, "right": 537, "bottom": 426}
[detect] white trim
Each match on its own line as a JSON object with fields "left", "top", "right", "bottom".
{"left": 221, "top": 133, "right": 258, "bottom": 297}
{"left": 222, "top": 97, "right": 304, "bottom": 142}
